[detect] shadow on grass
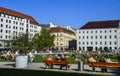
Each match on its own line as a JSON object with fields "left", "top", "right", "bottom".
{"left": 0, "top": 68, "right": 110, "bottom": 76}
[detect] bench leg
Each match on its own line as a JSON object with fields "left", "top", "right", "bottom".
{"left": 92, "top": 67, "right": 95, "bottom": 72}
{"left": 45, "top": 64, "right": 48, "bottom": 69}
{"left": 65, "top": 65, "right": 68, "bottom": 70}
{"left": 50, "top": 65, "right": 53, "bottom": 69}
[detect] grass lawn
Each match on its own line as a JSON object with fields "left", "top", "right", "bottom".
{"left": 0, "top": 68, "right": 108, "bottom": 76}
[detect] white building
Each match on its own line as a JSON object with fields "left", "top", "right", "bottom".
{"left": 0, "top": 7, "right": 41, "bottom": 49}
{"left": 77, "top": 20, "right": 120, "bottom": 52}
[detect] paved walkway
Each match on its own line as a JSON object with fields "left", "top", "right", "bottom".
{"left": 0, "top": 62, "right": 119, "bottom": 76}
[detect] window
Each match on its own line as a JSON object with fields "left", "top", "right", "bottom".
{"left": 91, "top": 42, "right": 93, "bottom": 45}
{"left": 100, "top": 30, "right": 102, "bottom": 33}
{"left": 95, "top": 42, "right": 97, "bottom": 45}
{"left": 105, "top": 41, "right": 107, "bottom": 45}
{"left": 109, "top": 35, "right": 111, "bottom": 39}
{"left": 95, "top": 36, "right": 97, "bottom": 39}
{"left": 91, "top": 31, "right": 93, "bottom": 33}
{"left": 95, "top": 31, "right": 97, "bottom": 33}
{"left": 6, "top": 25, "right": 8, "bottom": 28}
{"left": 91, "top": 36, "right": 93, "bottom": 39}
{"left": 6, "top": 30, "right": 8, "bottom": 33}
{"left": 109, "top": 41, "right": 112, "bottom": 45}
{"left": 87, "top": 31, "right": 88, "bottom": 33}
{"left": 6, "top": 20, "right": 8, "bottom": 23}
{"left": 105, "top": 35, "right": 107, "bottom": 39}
{"left": 100, "top": 42, "right": 102, "bottom": 45}
{"left": 87, "top": 36, "right": 89, "bottom": 39}
{"left": 109, "top": 30, "right": 111, "bottom": 33}
{"left": 114, "top": 30, "right": 117, "bottom": 33}
{"left": 83, "top": 31, "right": 84, "bottom": 33}
{"left": 9, "top": 30, "right": 11, "bottom": 34}
{"left": 0, "top": 24, "right": 3, "bottom": 27}
{"left": 16, "top": 22, "right": 18, "bottom": 25}
{"left": 79, "top": 36, "right": 81, "bottom": 39}
{"left": 114, "top": 41, "right": 117, "bottom": 45}
{"left": 13, "top": 26, "right": 15, "bottom": 29}
{"left": 114, "top": 35, "right": 117, "bottom": 39}
{"left": 100, "top": 36, "right": 102, "bottom": 39}
{"left": 114, "top": 47, "right": 117, "bottom": 50}
{"left": 9, "top": 26, "right": 11, "bottom": 28}
{"left": 82, "top": 36, "right": 84, "bottom": 39}
{"left": 1, "top": 19, "right": 3, "bottom": 22}
{"left": 105, "top": 30, "right": 107, "bottom": 33}
{"left": 79, "top": 42, "right": 81, "bottom": 45}
{"left": 110, "top": 47, "right": 112, "bottom": 51}
{"left": 5, "top": 35, "right": 7, "bottom": 39}
{"left": 0, "top": 29, "right": 3, "bottom": 33}
{"left": 83, "top": 47, "right": 85, "bottom": 50}
{"left": 83, "top": 42, "right": 85, "bottom": 45}
{"left": 87, "top": 42, "right": 89, "bottom": 45}
{"left": 9, "top": 20, "right": 11, "bottom": 23}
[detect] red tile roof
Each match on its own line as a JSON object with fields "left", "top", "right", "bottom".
{"left": 0, "top": 7, "right": 39, "bottom": 25}
{"left": 49, "top": 27, "right": 75, "bottom": 35}
{"left": 80, "top": 20, "right": 120, "bottom": 29}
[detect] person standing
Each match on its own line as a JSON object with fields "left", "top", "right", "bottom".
{"left": 29, "top": 52, "right": 34, "bottom": 64}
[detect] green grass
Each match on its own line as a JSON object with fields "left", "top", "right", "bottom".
{"left": 0, "top": 68, "right": 109, "bottom": 76}
{"left": 1, "top": 53, "right": 120, "bottom": 64}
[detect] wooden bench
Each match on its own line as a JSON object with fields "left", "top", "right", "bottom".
{"left": 89, "top": 62, "right": 120, "bottom": 71}
{"left": 44, "top": 60, "right": 71, "bottom": 70}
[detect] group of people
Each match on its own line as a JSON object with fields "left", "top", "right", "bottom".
{"left": 46, "top": 54, "right": 66, "bottom": 69}
{"left": 46, "top": 54, "right": 66, "bottom": 61}
{"left": 88, "top": 55, "right": 114, "bottom": 72}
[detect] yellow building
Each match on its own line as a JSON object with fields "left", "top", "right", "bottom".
{"left": 49, "top": 27, "right": 76, "bottom": 51}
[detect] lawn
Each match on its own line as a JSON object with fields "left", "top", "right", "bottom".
{"left": 0, "top": 68, "right": 109, "bottom": 76}
{"left": 0, "top": 53, "right": 120, "bottom": 64}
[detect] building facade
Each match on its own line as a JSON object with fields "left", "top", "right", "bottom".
{"left": 40, "top": 22, "right": 56, "bottom": 29}
{"left": 0, "top": 7, "right": 41, "bottom": 50}
{"left": 77, "top": 20, "right": 120, "bottom": 52}
{"left": 49, "top": 27, "right": 76, "bottom": 51}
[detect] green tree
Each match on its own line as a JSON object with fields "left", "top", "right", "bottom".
{"left": 11, "top": 33, "right": 32, "bottom": 55}
{"left": 32, "top": 29, "right": 55, "bottom": 51}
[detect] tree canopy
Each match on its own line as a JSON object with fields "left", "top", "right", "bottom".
{"left": 32, "top": 29, "right": 55, "bottom": 51}
{"left": 10, "top": 33, "right": 32, "bottom": 54}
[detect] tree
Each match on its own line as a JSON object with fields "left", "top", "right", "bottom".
{"left": 10, "top": 33, "right": 32, "bottom": 55}
{"left": 32, "top": 29, "right": 55, "bottom": 51}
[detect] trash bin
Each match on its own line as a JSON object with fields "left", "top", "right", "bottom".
{"left": 78, "top": 60, "right": 84, "bottom": 71}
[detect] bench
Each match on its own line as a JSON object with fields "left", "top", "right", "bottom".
{"left": 89, "top": 62, "right": 120, "bottom": 71}
{"left": 44, "top": 60, "right": 71, "bottom": 70}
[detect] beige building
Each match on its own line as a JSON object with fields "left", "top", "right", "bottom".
{"left": 49, "top": 27, "right": 76, "bottom": 51}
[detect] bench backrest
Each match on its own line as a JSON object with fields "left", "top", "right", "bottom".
{"left": 44, "top": 60, "right": 70, "bottom": 65}
{"left": 89, "top": 62, "right": 120, "bottom": 68}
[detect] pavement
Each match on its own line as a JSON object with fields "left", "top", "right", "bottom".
{"left": 0, "top": 62, "right": 119, "bottom": 76}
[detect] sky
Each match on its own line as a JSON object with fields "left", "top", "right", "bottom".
{"left": 0, "top": 0, "right": 120, "bottom": 29}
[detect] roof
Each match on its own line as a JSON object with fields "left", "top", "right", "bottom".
{"left": 0, "top": 7, "right": 39, "bottom": 25}
{"left": 40, "top": 24, "right": 50, "bottom": 29}
{"left": 49, "top": 27, "right": 75, "bottom": 35}
{"left": 80, "top": 20, "right": 120, "bottom": 29}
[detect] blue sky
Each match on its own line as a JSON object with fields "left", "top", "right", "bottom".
{"left": 0, "top": 0, "right": 120, "bottom": 29}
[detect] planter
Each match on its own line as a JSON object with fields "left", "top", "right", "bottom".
{"left": 15, "top": 55, "right": 28, "bottom": 68}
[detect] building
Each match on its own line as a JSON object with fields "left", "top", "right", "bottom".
{"left": 49, "top": 27, "right": 76, "bottom": 51}
{"left": 77, "top": 20, "right": 120, "bottom": 52}
{"left": 40, "top": 22, "right": 56, "bottom": 29}
{"left": 0, "top": 7, "right": 41, "bottom": 50}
